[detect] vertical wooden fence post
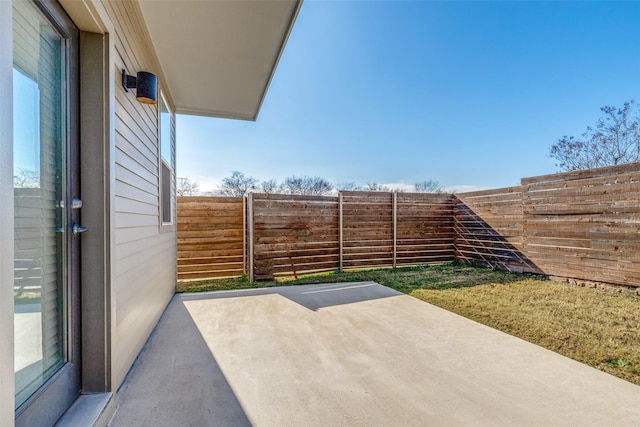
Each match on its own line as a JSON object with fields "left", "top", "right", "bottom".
{"left": 521, "top": 180, "right": 529, "bottom": 259}
{"left": 248, "top": 192, "right": 255, "bottom": 282}
{"left": 339, "top": 192, "right": 343, "bottom": 272}
{"left": 243, "top": 195, "right": 247, "bottom": 276}
{"left": 392, "top": 191, "right": 397, "bottom": 268}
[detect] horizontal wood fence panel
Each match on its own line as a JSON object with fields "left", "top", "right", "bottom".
{"left": 178, "top": 254, "right": 244, "bottom": 265}
{"left": 396, "top": 193, "right": 455, "bottom": 266}
{"left": 341, "top": 192, "right": 394, "bottom": 269}
{"left": 177, "top": 196, "right": 245, "bottom": 280}
{"left": 177, "top": 243, "right": 245, "bottom": 254}
{"left": 251, "top": 194, "right": 340, "bottom": 280}
{"left": 254, "top": 247, "right": 340, "bottom": 259}
{"left": 177, "top": 217, "right": 243, "bottom": 226}
{"left": 180, "top": 261, "right": 245, "bottom": 273}
{"left": 255, "top": 230, "right": 339, "bottom": 241}
{"left": 253, "top": 241, "right": 338, "bottom": 252}
{"left": 454, "top": 187, "right": 541, "bottom": 274}
{"left": 177, "top": 234, "right": 244, "bottom": 245}
{"left": 521, "top": 163, "right": 640, "bottom": 185}
{"left": 522, "top": 163, "right": 640, "bottom": 288}
{"left": 456, "top": 164, "right": 640, "bottom": 287}
{"left": 179, "top": 197, "right": 242, "bottom": 207}
{"left": 180, "top": 270, "right": 246, "bottom": 281}
{"left": 176, "top": 226, "right": 244, "bottom": 236}
{"left": 524, "top": 181, "right": 640, "bottom": 200}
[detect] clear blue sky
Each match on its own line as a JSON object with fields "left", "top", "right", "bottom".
{"left": 177, "top": 0, "right": 640, "bottom": 193}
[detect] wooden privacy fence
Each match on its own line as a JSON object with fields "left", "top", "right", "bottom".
{"left": 178, "top": 192, "right": 455, "bottom": 281}
{"left": 178, "top": 163, "right": 640, "bottom": 288}
{"left": 452, "top": 163, "right": 640, "bottom": 289}
{"left": 248, "top": 192, "right": 454, "bottom": 280}
{"left": 455, "top": 186, "right": 542, "bottom": 274}
{"left": 177, "top": 196, "right": 245, "bottom": 280}
{"left": 340, "top": 192, "right": 454, "bottom": 269}
{"left": 249, "top": 193, "right": 340, "bottom": 280}
{"left": 522, "top": 164, "right": 640, "bottom": 287}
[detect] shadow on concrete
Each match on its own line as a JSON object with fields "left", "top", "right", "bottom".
{"left": 180, "top": 281, "right": 401, "bottom": 312}
{"left": 109, "top": 299, "right": 252, "bottom": 427}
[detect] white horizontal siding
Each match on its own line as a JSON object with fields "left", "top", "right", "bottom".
{"left": 115, "top": 196, "right": 158, "bottom": 217}
{"left": 112, "top": 233, "right": 175, "bottom": 384}
{"left": 101, "top": 0, "right": 176, "bottom": 390}
{"left": 115, "top": 179, "right": 158, "bottom": 206}
{"left": 115, "top": 163, "right": 157, "bottom": 195}
{"left": 114, "top": 226, "right": 159, "bottom": 246}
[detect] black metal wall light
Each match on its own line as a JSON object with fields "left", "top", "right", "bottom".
{"left": 122, "top": 69, "right": 157, "bottom": 104}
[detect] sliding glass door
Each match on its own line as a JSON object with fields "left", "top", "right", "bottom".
{"left": 13, "top": 0, "right": 80, "bottom": 425}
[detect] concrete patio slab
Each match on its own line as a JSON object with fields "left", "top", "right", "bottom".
{"left": 109, "top": 282, "right": 640, "bottom": 426}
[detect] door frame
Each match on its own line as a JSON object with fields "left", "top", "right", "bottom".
{"left": 78, "top": 30, "right": 113, "bottom": 394}
{"left": 59, "top": 0, "right": 117, "bottom": 396}
{"left": 0, "top": 0, "right": 16, "bottom": 419}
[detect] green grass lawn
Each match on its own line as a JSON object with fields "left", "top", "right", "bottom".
{"left": 178, "top": 263, "right": 640, "bottom": 386}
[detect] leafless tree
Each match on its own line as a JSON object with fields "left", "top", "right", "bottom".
{"left": 364, "top": 182, "right": 391, "bottom": 192}
{"left": 336, "top": 182, "right": 362, "bottom": 191}
{"left": 280, "top": 176, "right": 333, "bottom": 196}
{"left": 550, "top": 100, "right": 640, "bottom": 171}
{"left": 176, "top": 177, "right": 200, "bottom": 196}
{"left": 414, "top": 179, "right": 443, "bottom": 193}
{"left": 218, "top": 171, "right": 258, "bottom": 196}
{"left": 13, "top": 169, "right": 39, "bottom": 188}
{"left": 260, "top": 179, "right": 279, "bottom": 194}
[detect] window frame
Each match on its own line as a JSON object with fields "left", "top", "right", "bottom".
{"left": 158, "top": 90, "right": 174, "bottom": 231}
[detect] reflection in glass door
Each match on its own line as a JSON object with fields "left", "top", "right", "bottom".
{"left": 13, "top": 0, "right": 80, "bottom": 424}
{"left": 13, "top": 65, "right": 67, "bottom": 404}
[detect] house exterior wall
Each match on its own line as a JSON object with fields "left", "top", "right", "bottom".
{"left": 99, "top": 0, "right": 177, "bottom": 389}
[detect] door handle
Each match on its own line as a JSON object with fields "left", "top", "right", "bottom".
{"left": 72, "top": 223, "right": 88, "bottom": 236}
{"left": 71, "top": 198, "right": 83, "bottom": 209}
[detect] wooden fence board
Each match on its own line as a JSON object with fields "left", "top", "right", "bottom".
{"left": 521, "top": 163, "right": 640, "bottom": 185}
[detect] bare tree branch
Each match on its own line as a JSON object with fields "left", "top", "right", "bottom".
{"left": 176, "top": 177, "right": 200, "bottom": 196}
{"left": 218, "top": 171, "right": 258, "bottom": 197}
{"left": 280, "top": 176, "right": 333, "bottom": 195}
{"left": 260, "top": 179, "right": 279, "bottom": 194}
{"left": 364, "top": 182, "right": 391, "bottom": 192}
{"left": 414, "top": 179, "right": 443, "bottom": 193}
{"left": 550, "top": 100, "right": 640, "bottom": 171}
{"left": 336, "top": 182, "right": 362, "bottom": 191}
{"left": 13, "top": 169, "right": 40, "bottom": 188}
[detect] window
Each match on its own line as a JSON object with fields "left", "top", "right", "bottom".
{"left": 159, "top": 92, "right": 174, "bottom": 226}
